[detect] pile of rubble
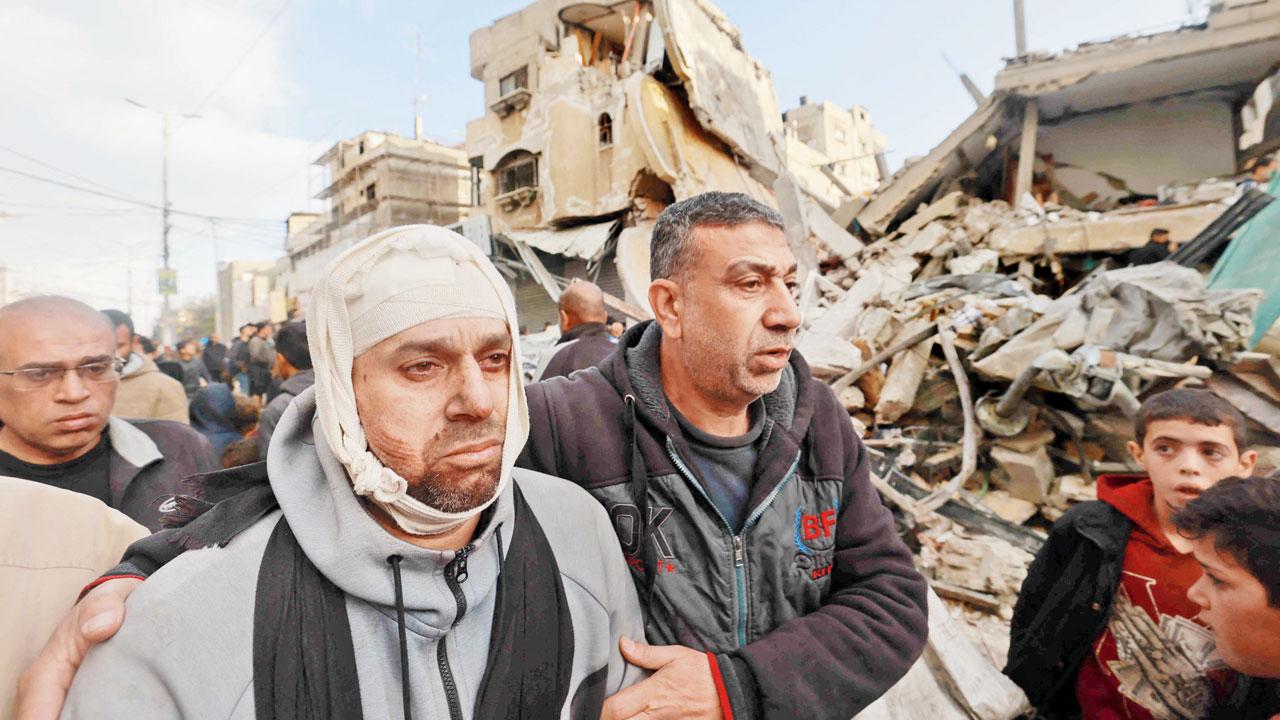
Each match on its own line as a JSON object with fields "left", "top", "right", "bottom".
{"left": 797, "top": 186, "right": 1274, "bottom": 686}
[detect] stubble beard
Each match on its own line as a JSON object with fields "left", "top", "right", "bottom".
{"left": 685, "top": 320, "right": 793, "bottom": 403}
{"left": 406, "top": 464, "right": 502, "bottom": 513}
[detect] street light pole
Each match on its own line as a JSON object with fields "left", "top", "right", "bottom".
{"left": 126, "top": 98, "right": 199, "bottom": 345}
{"left": 160, "top": 112, "right": 171, "bottom": 341}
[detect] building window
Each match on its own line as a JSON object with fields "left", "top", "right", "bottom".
{"left": 499, "top": 67, "right": 529, "bottom": 97}
{"left": 497, "top": 152, "right": 538, "bottom": 195}
{"left": 365, "top": 183, "right": 376, "bottom": 202}
{"left": 358, "top": 140, "right": 365, "bottom": 154}
{"left": 834, "top": 128, "right": 847, "bottom": 143}
{"left": 598, "top": 113, "right": 613, "bottom": 147}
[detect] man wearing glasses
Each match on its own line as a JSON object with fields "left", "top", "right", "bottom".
{"left": 0, "top": 296, "right": 216, "bottom": 531}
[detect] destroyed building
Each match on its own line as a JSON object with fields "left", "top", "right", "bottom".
{"left": 281, "top": 131, "right": 471, "bottom": 310}
{"left": 779, "top": 7, "right": 1280, "bottom": 711}
{"left": 463, "top": 0, "right": 877, "bottom": 328}
{"left": 858, "top": 0, "right": 1280, "bottom": 237}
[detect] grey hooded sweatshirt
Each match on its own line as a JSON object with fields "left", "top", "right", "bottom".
{"left": 62, "top": 387, "right": 646, "bottom": 719}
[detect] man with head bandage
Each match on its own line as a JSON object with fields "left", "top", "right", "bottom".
{"left": 57, "top": 226, "right": 646, "bottom": 720}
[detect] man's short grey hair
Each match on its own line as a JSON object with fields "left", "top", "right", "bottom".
{"left": 650, "top": 191, "right": 784, "bottom": 281}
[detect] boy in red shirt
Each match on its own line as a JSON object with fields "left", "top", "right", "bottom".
{"left": 1005, "top": 389, "right": 1257, "bottom": 719}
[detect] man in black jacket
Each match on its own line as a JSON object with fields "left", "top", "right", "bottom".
{"left": 0, "top": 296, "right": 216, "bottom": 531}
{"left": 529, "top": 193, "right": 927, "bottom": 720}
{"left": 534, "top": 279, "right": 618, "bottom": 381}
{"left": 19, "top": 195, "right": 928, "bottom": 720}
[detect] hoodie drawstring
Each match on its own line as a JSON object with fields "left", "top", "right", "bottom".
{"left": 387, "top": 554, "right": 413, "bottom": 720}
{"left": 622, "top": 394, "right": 657, "bottom": 633}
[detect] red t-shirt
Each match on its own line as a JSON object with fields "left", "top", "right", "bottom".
{"left": 1076, "top": 475, "right": 1232, "bottom": 719}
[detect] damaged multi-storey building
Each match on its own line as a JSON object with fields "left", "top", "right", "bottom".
{"left": 857, "top": 0, "right": 1280, "bottom": 242}
{"left": 281, "top": 130, "right": 471, "bottom": 311}
{"left": 463, "top": 0, "right": 885, "bottom": 327}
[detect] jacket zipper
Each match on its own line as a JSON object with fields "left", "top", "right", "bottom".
{"left": 664, "top": 439, "right": 801, "bottom": 647}
{"left": 439, "top": 543, "right": 472, "bottom": 720}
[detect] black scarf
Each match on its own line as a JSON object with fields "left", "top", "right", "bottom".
{"left": 251, "top": 483, "right": 578, "bottom": 720}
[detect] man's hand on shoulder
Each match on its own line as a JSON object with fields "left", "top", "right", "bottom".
{"left": 16, "top": 577, "right": 141, "bottom": 719}
{"left": 600, "top": 637, "right": 724, "bottom": 720}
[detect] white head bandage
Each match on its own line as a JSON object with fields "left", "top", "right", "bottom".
{"left": 307, "top": 225, "right": 530, "bottom": 536}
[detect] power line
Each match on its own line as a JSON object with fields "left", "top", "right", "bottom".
{"left": 0, "top": 142, "right": 154, "bottom": 206}
{"left": 179, "top": 0, "right": 295, "bottom": 130}
{"left": 0, "top": 164, "right": 280, "bottom": 224}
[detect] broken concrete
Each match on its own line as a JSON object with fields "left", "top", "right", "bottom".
{"left": 990, "top": 445, "right": 1055, "bottom": 505}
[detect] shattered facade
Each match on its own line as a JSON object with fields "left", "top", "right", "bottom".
{"left": 857, "top": 0, "right": 1280, "bottom": 234}
{"left": 464, "top": 0, "right": 876, "bottom": 327}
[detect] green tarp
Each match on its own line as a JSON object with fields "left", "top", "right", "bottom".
{"left": 1208, "top": 174, "right": 1280, "bottom": 347}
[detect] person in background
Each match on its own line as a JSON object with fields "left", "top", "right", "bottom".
{"left": 228, "top": 323, "right": 255, "bottom": 396}
{"left": 0, "top": 296, "right": 216, "bottom": 531}
{"left": 534, "top": 280, "right": 618, "bottom": 381}
{"left": 101, "top": 309, "right": 187, "bottom": 424}
{"left": 1126, "top": 227, "right": 1177, "bottom": 266}
{"left": 607, "top": 317, "right": 625, "bottom": 339}
{"left": 176, "top": 339, "right": 212, "bottom": 398}
{"left": 202, "top": 334, "right": 227, "bottom": 383}
{"left": 1173, "top": 475, "right": 1280, "bottom": 719}
{"left": 257, "top": 320, "right": 312, "bottom": 458}
{"left": 0, "top": 477, "right": 148, "bottom": 718}
{"left": 1240, "top": 155, "right": 1277, "bottom": 192}
{"left": 188, "top": 384, "right": 243, "bottom": 460}
{"left": 247, "top": 322, "right": 274, "bottom": 403}
{"left": 137, "top": 336, "right": 159, "bottom": 360}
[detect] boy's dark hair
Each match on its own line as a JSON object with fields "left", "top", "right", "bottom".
{"left": 138, "top": 336, "right": 156, "bottom": 354}
{"left": 1149, "top": 227, "right": 1170, "bottom": 241}
{"left": 1134, "top": 388, "right": 1248, "bottom": 452}
{"left": 1173, "top": 475, "right": 1280, "bottom": 608}
{"left": 275, "top": 321, "right": 311, "bottom": 370}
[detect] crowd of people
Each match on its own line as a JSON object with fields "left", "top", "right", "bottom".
{"left": 93, "top": 313, "right": 315, "bottom": 472}
{"left": 0, "top": 191, "right": 1276, "bottom": 719}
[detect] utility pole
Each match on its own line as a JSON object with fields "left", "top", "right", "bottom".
{"left": 413, "top": 27, "right": 426, "bottom": 140}
{"left": 1013, "top": 0, "right": 1027, "bottom": 57}
{"left": 126, "top": 243, "right": 134, "bottom": 317}
{"left": 126, "top": 98, "right": 200, "bottom": 346}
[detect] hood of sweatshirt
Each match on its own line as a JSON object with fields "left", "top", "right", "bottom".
{"left": 266, "top": 384, "right": 510, "bottom": 633}
{"left": 1097, "top": 473, "right": 1170, "bottom": 551}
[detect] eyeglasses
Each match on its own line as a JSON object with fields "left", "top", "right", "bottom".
{"left": 0, "top": 359, "right": 125, "bottom": 392}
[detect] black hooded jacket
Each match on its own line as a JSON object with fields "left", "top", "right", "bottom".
{"left": 537, "top": 321, "right": 617, "bottom": 381}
